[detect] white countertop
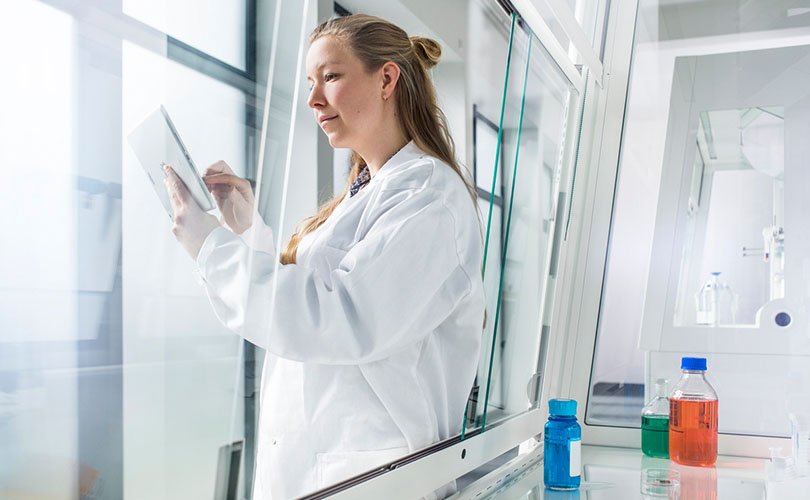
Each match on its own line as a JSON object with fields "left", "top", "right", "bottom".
{"left": 454, "top": 444, "right": 810, "bottom": 499}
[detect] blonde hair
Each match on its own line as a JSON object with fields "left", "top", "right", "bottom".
{"left": 280, "top": 14, "right": 476, "bottom": 264}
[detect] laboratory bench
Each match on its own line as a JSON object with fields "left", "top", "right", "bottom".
{"left": 453, "top": 444, "right": 810, "bottom": 499}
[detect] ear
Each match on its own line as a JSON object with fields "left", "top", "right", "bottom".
{"left": 380, "top": 61, "right": 401, "bottom": 100}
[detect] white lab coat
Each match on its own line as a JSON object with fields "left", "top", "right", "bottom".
{"left": 196, "top": 142, "right": 485, "bottom": 499}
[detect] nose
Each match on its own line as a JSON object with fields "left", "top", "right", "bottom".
{"left": 307, "top": 83, "right": 324, "bottom": 109}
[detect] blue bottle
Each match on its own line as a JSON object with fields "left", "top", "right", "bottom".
{"left": 544, "top": 398, "right": 581, "bottom": 490}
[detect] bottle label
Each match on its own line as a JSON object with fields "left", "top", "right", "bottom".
{"left": 569, "top": 439, "right": 581, "bottom": 477}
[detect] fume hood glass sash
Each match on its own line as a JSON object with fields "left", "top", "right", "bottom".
{"left": 471, "top": 7, "right": 579, "bottom": 438}
{"left": 581, "top": 0, "right": 810, "bottom": 453}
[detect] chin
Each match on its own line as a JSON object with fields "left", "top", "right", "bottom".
{"left": 327, "top": 134, "right": 348, "bottom": 149}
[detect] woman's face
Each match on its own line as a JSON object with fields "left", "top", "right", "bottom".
{"left": 306, "top": 36, "right": 386, "bottom": 150}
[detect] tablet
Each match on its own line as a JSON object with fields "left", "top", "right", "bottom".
{"left": 127, "top": 105, "right": 216, "bottom": 219}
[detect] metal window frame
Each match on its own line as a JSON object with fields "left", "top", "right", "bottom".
{"left": 537, "top": 0, "right": 604, "bottom": 83}
{"left": 507, "top": 0, "right": 599, "bottom": 92}
{"left": 541, "top": 0, "right": 640, "bottom": 448}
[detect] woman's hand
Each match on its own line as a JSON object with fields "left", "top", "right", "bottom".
{"left": 203, "top": 161, "right": 255, "bottom": 235}
{"left": 164, "top": 166, "right": 221, "bottom": 259}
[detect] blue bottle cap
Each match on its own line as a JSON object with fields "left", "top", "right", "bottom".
{"left": 681, "top": 357, "right": 707, "bottom": 370}
{"left": 549, "top": 398, "right": 577, "bottom": 416}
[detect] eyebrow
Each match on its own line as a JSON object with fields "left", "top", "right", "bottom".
{"left": 306, "top": 61, "right": 343, "bottom": 80}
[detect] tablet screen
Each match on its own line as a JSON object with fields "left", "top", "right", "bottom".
{"left": 127, "top": 105, "right": 216, "bottom": 219}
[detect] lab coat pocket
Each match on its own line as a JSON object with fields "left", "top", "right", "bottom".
{"left": 315, "top": 446, "right": 409, "bottom": 489}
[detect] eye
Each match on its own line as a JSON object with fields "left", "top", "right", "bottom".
{"left": 324, "top": 73, "right": 338, "bottom": 82}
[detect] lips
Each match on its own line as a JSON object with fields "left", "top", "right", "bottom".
{"left": 318, "top": 114, "right": 337, "bottom": 124}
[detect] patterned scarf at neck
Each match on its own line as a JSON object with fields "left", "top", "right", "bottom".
{"left": 349, "top": 166, "right": 371, "bottom": 197}
{"left": 348, "top": 143, "right": 408, "bottom": 197}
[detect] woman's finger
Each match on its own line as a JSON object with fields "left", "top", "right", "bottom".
{"left": 166, "top": 179, "right": 182, "bottom": 217}
{"left": 203, "top": 172, "right": 244, "bottom": 186}
{"left": 203, "top": 172, "right": 253, "bottom": 199}
{"left": 164, "top": 166, "right": 191, "bottom": 205}
{"left": 204, "top": 160, "right": 235, "bottom": 177}
{"left": 211, "top": 188, "right": 233, "bottom": 201}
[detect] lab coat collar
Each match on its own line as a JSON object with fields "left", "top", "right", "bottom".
{"left": 370, "top": 141, "right": 425, "bottom": 181}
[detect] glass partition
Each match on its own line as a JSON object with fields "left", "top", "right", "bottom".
{"left": 470, "top": 12, "right": 578, "bottom": 433}
{"left": 122, "top": 40, "right": 250, "bottom": 500}
{"left": 0, "top": 0, "right": 289, "bottom": 498}
{"left": 1, "top": 0, "right": 586, "bottom": 498}
{"left": 586, "top": 0, "right": 810, "bottom": 444}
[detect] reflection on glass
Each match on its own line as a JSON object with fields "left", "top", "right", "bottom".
{"left": 1, "top": 0, "right": 260, "bottom": 498}
{"left": 670, "top": 463, "right": 716, "bottom": 500}
{"left": 1, "top": 0, "right": 76, "bottom": 343}
{"left": 1, "top": 1, "right": 80, "bottom": 497}
{"left": 122, "top": 40, "right": 249, "bottom": 500}
{"left": 123, "top": 0, "right": 247, "bottom": 69}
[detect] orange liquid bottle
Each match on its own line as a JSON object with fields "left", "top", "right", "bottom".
{"left": 669, "top": 357, "right": 718, "bottom": 467}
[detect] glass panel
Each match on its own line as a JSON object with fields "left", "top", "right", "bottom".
{"left": 1, "top": 0, "right": 266, "bottom": 498}
{"left": 1, "top": 4, "right": 77, "bottom": 496}
{"left": 474, "top": 10, "right": 519, "bottom": 431}
{"left": 470, "top": 8, "right": 578, "bottom": 432}
{"left": 123, "top": 0, "right": 247, "bottom": 69}
{"left": 587, "top": 0, "right": 810, "bottom": 442}
{"left": 122, "top": 42, "right": 249, "bottom": 500}
{"left": 495, "top": 29, "right": 577, "bottom": 425}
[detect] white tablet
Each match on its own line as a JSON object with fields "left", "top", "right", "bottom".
{"left": 127, "top": 105, "right": 216, "bottom": 219}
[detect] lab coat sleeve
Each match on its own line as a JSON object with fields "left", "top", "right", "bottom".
{"left": 196, "top": 188, "right": 473, "bottom": 364}
{"left": 236, "top": 209, "right": 276, "bottom": 255}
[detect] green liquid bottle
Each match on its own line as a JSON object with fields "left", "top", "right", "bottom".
{"left": 641, "top": 378, "right": 670, "bottom": 458}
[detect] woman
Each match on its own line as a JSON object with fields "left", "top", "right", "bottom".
{"left": 165, "top": 14, "right": 484, "bottom": 499}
